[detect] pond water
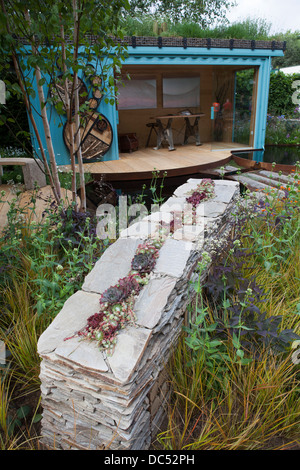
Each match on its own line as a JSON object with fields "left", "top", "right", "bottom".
{"left": 233, "top": 146, "right": 300, "bottom": 167}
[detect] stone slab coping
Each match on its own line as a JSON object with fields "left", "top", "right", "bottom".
{"left": 0, "top": 158, "right": 37, "bottom": 165}
{"left": 38, "top": 178, "right": 240, "bottom": 386}
{"left": 37, "top": 290, "right": 152, "bottom": 384}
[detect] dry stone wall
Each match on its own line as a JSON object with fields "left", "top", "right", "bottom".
{"left": 37, "top": 178, "right": 240, "bottom": 450}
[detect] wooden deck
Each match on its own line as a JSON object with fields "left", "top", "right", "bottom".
{"left": 59, "top": 142, "right": 251, "bottom": 181}
{"left": 0, "top": 185, "right": 77, "bottom": 232}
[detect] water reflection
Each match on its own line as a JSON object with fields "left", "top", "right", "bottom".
{"left": 233, "top": 146, "right": 300, "bottom": 166}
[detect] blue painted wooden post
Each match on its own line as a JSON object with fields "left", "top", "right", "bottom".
{"left": 253, "top": 56, "right": 273, "bottom": 150}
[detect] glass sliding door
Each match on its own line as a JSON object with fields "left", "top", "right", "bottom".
{"left": 211, "top": 66, "right": 258, "bottom": 150}
{"left": 233, "top": 68, "right": 258, "bottom": 147}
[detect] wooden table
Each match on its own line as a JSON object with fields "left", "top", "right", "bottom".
{"left": 151, "top": 113, "right": 205, "bottom": 151}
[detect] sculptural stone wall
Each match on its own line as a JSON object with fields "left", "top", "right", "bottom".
{"left": 37, "top": 178, "right": 239, "bottom": 450}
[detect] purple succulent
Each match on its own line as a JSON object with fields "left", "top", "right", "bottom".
{"left": 131, "top": 251, "right": 157, "bottom": 274}
{"left": 100, "top": 275, "right": 140, "bottom": 305}
{"left": 186, "top": 191, "right": 207, "bottom": 208}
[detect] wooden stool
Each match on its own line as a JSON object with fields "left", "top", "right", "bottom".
{"left": 146, "top": 122, "right": 158, "bottom": 147}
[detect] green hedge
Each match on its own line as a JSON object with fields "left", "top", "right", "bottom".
{"left": 268, "top": 71, "right": 300, "bottom": 117}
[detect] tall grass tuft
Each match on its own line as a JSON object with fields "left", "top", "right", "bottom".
{"left": 158, "top": 334, "right": 299, "bottom": 450}
{"left": 0, "top": 182, "right": 109, "bottom": 448}
{"left": 121, "top": 15, "right": 272, "bottom": 40}
{"left": 0, "top": 276, "right": 45, "bottom": 391}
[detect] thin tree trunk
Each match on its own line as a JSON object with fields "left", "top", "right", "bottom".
{"left": 34, "top": 66, "right": 62, "bottom": 201}
{"left": 60, "top": 17, "right": 78, "bottom": 210}
{"left": 0, "top": 0, "right": 61, "bottom": 204}
{"left": 74, "top": 79, "right": 86, "bottom": 212}
{"left": 73, "top": 0, "right": 86, "bottom": 212}
{"left": 15, "top": 55, "right": 61, "bottom": 203}
{"left": 24, "top": 9, "right": 62, "bottom": 201}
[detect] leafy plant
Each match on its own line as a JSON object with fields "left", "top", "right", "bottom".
{"left": 265, "top": 112, "right": 300, "bottom": 145}
{"left": 149, "top": 170, "right": 168, "bottom": 206}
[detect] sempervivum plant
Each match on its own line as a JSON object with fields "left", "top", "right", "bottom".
{"left": 100, "top": 275, "right": 141, "bottom": 305}
{"left": 131, "top": 240, "right": 160, "bottom": 274}
{"left": 73, "top": 238, "right": 163, "bottom": 352}
{"left": 186, "top": 179, "right": 215, "bottom": 209}
{"left": 79, "top": 296, "right": 137, "bottom": 351}
{"left": 186, "top": 190, "right": 208, "bottom": 208}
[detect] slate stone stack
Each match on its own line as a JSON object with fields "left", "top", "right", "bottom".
{"left": 37, "top": 179, "right": 240, "bottom": 450}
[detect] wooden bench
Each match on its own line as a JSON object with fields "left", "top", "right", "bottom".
{"left": 0, "top": 157, "right": 47, "bottom": 190}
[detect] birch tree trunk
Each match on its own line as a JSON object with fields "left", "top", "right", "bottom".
{"left": 24, "top": 9, "right": 62, "bottom": 202}
{"left": 15, "top": 55, "right": 61, "bottom": 204}
{"left": 60, "top": 17, "right": 78, "bottom": 210}
{"left": 74, "top": 77, "right": 86, "bottom": 212}
{"left": 72, "top": 0, "right": 86, "bottom": 212}
{"left": 0, "top": 0, "right": 61, "bottom": 204}
{"left": 34, "top": 66, "right": 62, "bottom": 201}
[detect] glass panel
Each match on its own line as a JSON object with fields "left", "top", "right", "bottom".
{"left": 211, "top": 67, "right": 257, "bottom": 150}
{"left": 117, "top": 77, "right": 157, "bottom": 109}
{"left": 163, "top": 77, "right": 200, "bottom": 108}
{"left": 233, "top": 68, "right": 257, "bottom": 146}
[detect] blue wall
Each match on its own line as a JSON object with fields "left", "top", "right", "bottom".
{"left": 25, "top": 55, "right": 119, "bottom": 166}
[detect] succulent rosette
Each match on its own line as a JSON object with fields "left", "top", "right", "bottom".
{"left": 76, "top": 239, "right": 162, "bottom": 352}
{"left": 186, "top": 179, "right": 215, "bottom": 210}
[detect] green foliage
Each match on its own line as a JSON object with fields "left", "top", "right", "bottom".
{"left": 0, "top": 368, "right": 42, "bottom": 449}
{"left": 129, "top": 170, "right": 167, "bottom": 210}
{"left": 268, "top": 71, "right": 300, "bottom": 116}
{"left": 126, "top": 0, "right": 234, "bottom": 26}
{"left": 0, "top": 186, "right": 108, "bottom": 326}
{"left": 158, "top": 338, "right": 300, "bottom": 450}
{"left": 0, "top": 0, "right": 130, "bottom": 168}
{"left": 149, "top": 170, "right": 167, "bottom": 206}
{"left": 0, "top": 70, "right": 31, "bottom": 152}
{"left": 0, "top": 169, "right": 111, "bottom": 448}
{"left": 215, "top": 17, "right": 271, "bottom": 39}
{"left": 272, "top": 31, "right": 300, "bottom": 68}
{"left": 120, "top": 13, "right": 157, "bottom": 37}
{"left": 265, "top": 114, "right": 300, "bottom": 145}
{"left": 122, "top": 14, "right": 272, "bottom": 39}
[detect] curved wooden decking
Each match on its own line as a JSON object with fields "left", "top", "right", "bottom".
{"left": 59, "top": 143, "right": 246, "bottom": 181}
